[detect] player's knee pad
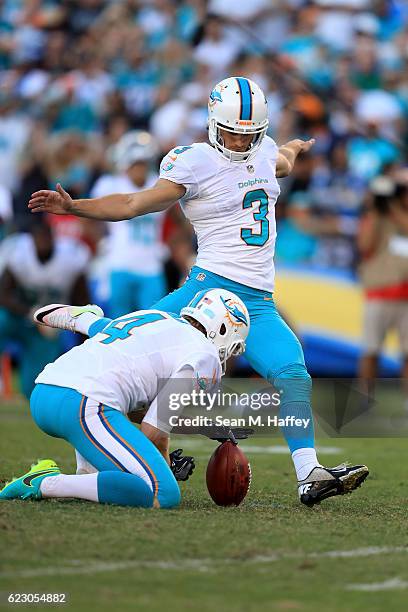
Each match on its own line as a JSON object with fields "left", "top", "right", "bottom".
{"left": 273, "top": 364, "right": 312, "bottom": 404}
{"left": 158, "top": 474, "right": 181, "bottom": 509}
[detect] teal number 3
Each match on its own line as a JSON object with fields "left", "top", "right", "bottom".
{"left": 240, "top": 189, "right": 269, "bottom": 247}
{"left": 100, "top": 313, "right": 165, "bottom": 344}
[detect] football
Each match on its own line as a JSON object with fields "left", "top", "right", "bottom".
{"left": 206, "top": 440, "right": 251, "bottom": 506}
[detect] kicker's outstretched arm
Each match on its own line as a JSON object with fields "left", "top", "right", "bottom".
{"left": 29, "top": 179, "right": 186, "bottom": 221}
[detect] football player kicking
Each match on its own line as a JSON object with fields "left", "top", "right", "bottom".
{"left": 0, "top": 289, "right": 249, "bottom": 508}
{"left": 28, "top": 76, "right": 369, "bottom": 506}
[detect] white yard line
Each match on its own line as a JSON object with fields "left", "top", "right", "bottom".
{"left": 239, "top": 445, "right": 343, "bottom": 455}
{"left": 178, "top": 439, "right": 343, "bottom": 455}
{"left": 1, "top": 546, "right": 407, "bottom": 580}
{"left": 346, "top": 577, "right": 408, "bottom": 591}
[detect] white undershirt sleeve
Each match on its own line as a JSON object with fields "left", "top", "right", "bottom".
{"left": 142, "top": 366, "right": 195, "bottom": 434}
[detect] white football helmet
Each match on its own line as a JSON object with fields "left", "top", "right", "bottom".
{"left": 113, "top": 130, "right": 158, "bottom": 172}
{"left": 181, "top": 288, "right": 250, "bottom": 374}
{"left": 208, "top": 76, "right": 269, "bottom": 163}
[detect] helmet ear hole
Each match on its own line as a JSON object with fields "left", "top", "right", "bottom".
{"left": 219, "top": 323, "right": 226, "bottom": 336}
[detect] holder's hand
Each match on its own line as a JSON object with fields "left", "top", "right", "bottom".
{"left": 169, "top": 449, "right": 195, "bottom": 481}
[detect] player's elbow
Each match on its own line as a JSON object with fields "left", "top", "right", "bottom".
{"left": 121, "top": 194, "right": 139, "bottom": 220}
{"left": 276, "top": 158, "right": 293, "bottom": 178}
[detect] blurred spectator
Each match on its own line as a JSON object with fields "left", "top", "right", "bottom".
{"left": 70, "top": 53, "right": 114, "bottom": 117}
{"left": 0, "top": 92, "right": 33, "bottom": 194}
{"left": 277, "top": 149, "right": 361, "bottom": 270}
{"left": 0, "top": 221, "right": 91, "bottom": 397}
{"left": 280, "top": 5, "right": 323, "bottom": 81}
{"left": 45, "top": 131, "right": 96, "bottom": 198}
{"left": 208, "top": 0, "right": 274, "bottom": 24}
{"left": 346, "top": 123, "right": 400, "bottom": 183}
{"left": 275, "top": 192, "right": 319, "bottom": 264}
{"left": 0, "top": 183, "right": 12, "bottom": 238}
{"left": 41, "top": 130, "right": 100, "bottom": 242}
{"left": 90, "top": 130, "right": 168, "bottom": 317}
{"left": 358, "top": 174, "right": 408, "bottom": 388}
{"left": 164, "top": 226, "right": 196, "bottom": 291}
{"left": 309, "top": 141, "right": 365, "bottom": 269}
{"left": 193, "top": 14, "right": 239, "bottom": 81}
{"left": 67, "top": 0, "right": 106, "bottom": 35}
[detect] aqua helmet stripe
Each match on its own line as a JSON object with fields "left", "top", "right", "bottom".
{"left": 188, "top": 289, "right": 209, "bottom": 308}
{"left": 236, "top": 77, "right": 252, "bottom": 121}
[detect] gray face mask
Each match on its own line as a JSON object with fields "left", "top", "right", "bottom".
{"left": 209, "top": 119, "right": 268, "bottom": 163}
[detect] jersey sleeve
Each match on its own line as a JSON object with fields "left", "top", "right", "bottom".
{"left": 179, "top": 350, "right": 222, "bottom": 390}
{"left": 142, "top": 366, "right": 194, "bottom": 434}
{"left": 159, "top": 146, "right": 199, "bottom": 200}
{"left": 142, "top": 351, "right": 221, "bottom": 434}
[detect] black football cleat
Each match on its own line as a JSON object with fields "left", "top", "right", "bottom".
{"left": 298, "top": 463, "right": 369, "bottom": 507}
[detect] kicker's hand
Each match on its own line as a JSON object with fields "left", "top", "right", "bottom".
{"left": 286, "top": 138, "right": 316, "bottom": 154}
{"left": 299, "top": 138, "right": 315, "bottom": 153}
{"left": 169, "top": 449, "right": 195, "bottom": 481}
{"left": 29, "top": 183, "right": 73, "bottom": 215}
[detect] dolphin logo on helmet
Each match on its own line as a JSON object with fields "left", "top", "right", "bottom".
{"left": 209, "top": 89, "right": 223, "bottom": 105}
{"left": 220, "top": 296, "right": 248, "bottom": 326}
{"left": 181, "top": 288, "right": 250, "bottom": 374}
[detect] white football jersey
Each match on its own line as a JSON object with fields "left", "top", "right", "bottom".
{"left": 91, "top": 173, "right": 166, "bottom": 275}
{"left": 159, "top": 136, "right": 280, "bottom": 291}
{"left": 1, "top": 233, "right": 90, "bottom": 304}
{"left": 36, "top": 310, "right": 221, "bottom": 426}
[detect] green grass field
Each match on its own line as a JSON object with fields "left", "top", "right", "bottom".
{"left": 1, "top": 396, "right": 407, "bottom": 612}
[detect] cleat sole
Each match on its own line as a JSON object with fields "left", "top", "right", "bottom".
{"left": 339, "top": 466, "right": 369, "bottom": 494}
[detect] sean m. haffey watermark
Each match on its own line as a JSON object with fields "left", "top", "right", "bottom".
{"left": 166, "top": 388, "right": 311, "bottom": 429}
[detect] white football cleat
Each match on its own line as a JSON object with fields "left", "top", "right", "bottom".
{"left": 33, "top": 304, "right": 104, "bottom": 332}
{"left": 298, "top": 463, "right": 369, "bottom": 507}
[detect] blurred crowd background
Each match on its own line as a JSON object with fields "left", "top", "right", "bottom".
{"left": 1, "top": 0, "right": 408, "bottom": 397}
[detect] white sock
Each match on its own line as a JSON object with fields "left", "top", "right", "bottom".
{"left": 292, "top": 448, "right": 321, "bottom": 481}
{"left": 75, "top": 312, "right": 100, "bottom": 336}
{"left": 75, "top": 450, "right": 97, "bottom": 475}
{"left": 40, "top": 473, "right": 99, "bottom": 502}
